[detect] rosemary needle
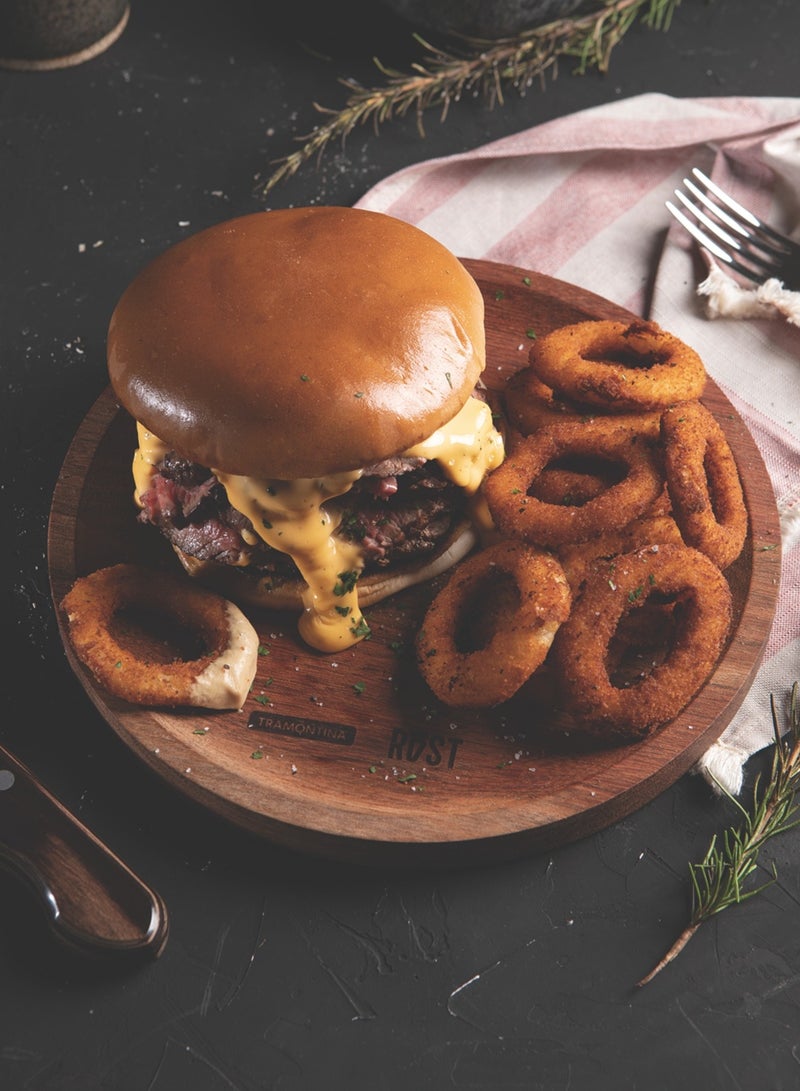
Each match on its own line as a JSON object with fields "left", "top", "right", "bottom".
{"left": 638, "top": 682, "right": 800, "bottom": 987}
{"left": 260, "top": 0, "right": 682, "bottom": 195}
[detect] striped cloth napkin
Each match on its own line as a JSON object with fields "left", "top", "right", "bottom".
{"left": 356, "top": 93, "right": 800, "bottom": 795}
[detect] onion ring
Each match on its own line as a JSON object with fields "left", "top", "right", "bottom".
{"left": 61, "top": 564, "right": 259, "bottom": 709}
{"left": 504, "top": 366, "right": 586, "bottom": 432}
{"left": 415, "top": 540, "right": 571, "bottom": 708}
{"left": 505, "top": 364, "right": 662, "bottom": 437}
{"left": 661, "top": 399, "right": 748, "bottom": 569}
{"left": 557, "top": 512, "right": 684, "bottom": 591}
{"left": 483, "top": 421, "right": 664, "bottom": 548}
{"left": 551, "top": 544, "right": 732, "bottom": 737}
{"left": 529, "top": 462, "right": 618, "bottom": 507}
{"left": 530, "top": 319, "right": 706, "bottom": 411}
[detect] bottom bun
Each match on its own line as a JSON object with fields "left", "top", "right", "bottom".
{"left": 172, "top": 521, "right": 479, "bottom": 613}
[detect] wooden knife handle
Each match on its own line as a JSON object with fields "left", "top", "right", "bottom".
{"left": 0, "top": 741, "right": 168, "bottom": 958}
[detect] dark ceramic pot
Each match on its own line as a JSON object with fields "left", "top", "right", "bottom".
{"left": 380, "top": 0, "right": 590, "bottom": 38}
{"left": 0, "top": 0, "right": 130, "bottom": 70}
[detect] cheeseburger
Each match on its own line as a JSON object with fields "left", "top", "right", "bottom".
{"left": 107, "top": 207, "right": 504, "bottom": 653}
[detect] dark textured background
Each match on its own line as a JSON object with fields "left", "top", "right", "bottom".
{"left": 2, "top": 1, "right": 800, "bottom": 1087}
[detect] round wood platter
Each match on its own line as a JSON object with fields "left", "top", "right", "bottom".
{"left": 47, "top": 260, "right": 781, "bottom": 867}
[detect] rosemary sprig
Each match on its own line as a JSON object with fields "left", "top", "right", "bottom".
{"left": 638, "top": 682, "right": 800, "bottom": 987}
{"left": 260, "top": 0, "right": 681, "bottom": 195}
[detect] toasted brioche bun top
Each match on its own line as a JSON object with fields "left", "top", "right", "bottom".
{"left": 107, "top": 207, "right": 486, "bottom": 479}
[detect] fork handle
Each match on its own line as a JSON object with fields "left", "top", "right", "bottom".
{"left": 0, "top": 741, "right": 168, "bottom": 959}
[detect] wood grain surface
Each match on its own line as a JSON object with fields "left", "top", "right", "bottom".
{"left": 47, "top": 261, "right": 782, "bottom": 867}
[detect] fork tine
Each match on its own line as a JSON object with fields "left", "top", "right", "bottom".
{"left": 685, "top": 175, "right": 790, "bottom": 263}
{"left": 683, "top": 178, "right": 754, "bottom": 244}
{"left": 691, "top": 168, "right": 800, "bottom": 256}
{"left": 671, "top": 188, "right": 782, "bottom": 278}
{"left": 665, "top": 200, "right": 771, "bottom": 286}
{"left": 673, "top": 189, "right": 743, "bottom": 250}
{"left": 691, "top": 168, "right": 762, "bottom": 229}
{"left": 667, "top": 167, "right": 800, "bottom": 289}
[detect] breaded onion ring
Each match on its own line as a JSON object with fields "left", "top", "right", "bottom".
{"left": 483, "top": 422, "right": 663, "bottom": 548}
{"left": 530, "top": 319, "right": 706, "bottom": 411}
{"left": 530, "top": 463, "right": 617, "bottom": 507}
{"left": 415, "top": 540, "right": 571, "bottom": 708}
{"left": 504, "top": 366, "right": 587, "bottom": 432}
{"left": 61, "top": 564, "right": 259, "bottom": 709}
{"left": 552, "top": 544, "right": 732, "bottom": 737}
{"left": 661, "top": 399, "right": 748, "bottom": 570}
{"left": 505, "top": 365, "right": 662, "bottom": 437}
{"left": 557, "top": 513, "right": 684, "bottom": 591}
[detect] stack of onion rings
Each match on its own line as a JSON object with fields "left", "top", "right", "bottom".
{"left": 437, "top": 317, "right": 748, "bottom": 738}
{"left": 415, "top": 540, "right": 571, "bottom": 708}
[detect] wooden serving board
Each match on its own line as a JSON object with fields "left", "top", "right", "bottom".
{"left": 47, "top": 261, "right": 781, "bottom": 867}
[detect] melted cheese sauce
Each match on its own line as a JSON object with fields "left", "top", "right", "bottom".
{"left": 131, "top": 396, "right": 504, "bottom": 653}
{"left": 133, "top": 423, "right": 170, "bottom": 504}
{"left": 214, "top": 470, "right": 366, "bottom": 652}
{"left": 404, "top": 396, "right": 504, "bottom": 492}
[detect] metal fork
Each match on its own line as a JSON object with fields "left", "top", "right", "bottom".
{"left": 666, "top": 167, "right": 800, "bottom": 290}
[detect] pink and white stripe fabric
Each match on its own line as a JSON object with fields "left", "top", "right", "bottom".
{"left": 357, "top": 93, "right": 800, "bottom": 793}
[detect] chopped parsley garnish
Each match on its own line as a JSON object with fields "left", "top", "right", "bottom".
{"left": 339, "top": 512, "right": 368, "bottom": 543}
{"left": 522, "top": 275, "right": 531, "bottom": 286}
{"left": 526, "top": 328, "right": 537, "bottom": 339}
{"left": 335, "top": 605, "right": 352, "bottom": 617}
{"left": 353, "top": 681, "right": 366, "bottom": 696}
{"left": 350, "top": 615, "right": 371, "bottom": 639}
{"left": 334, "top": 570, "right": 359, "bottom": 596}
{"left": 258, "top": 644, "right": 271, "bottom": 656}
